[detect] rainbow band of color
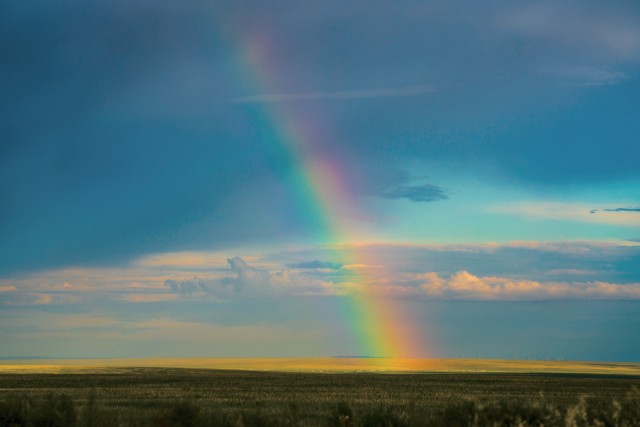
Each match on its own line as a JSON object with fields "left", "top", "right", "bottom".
{"left": 229, "top": 29, "right": 426, "bottom": 358}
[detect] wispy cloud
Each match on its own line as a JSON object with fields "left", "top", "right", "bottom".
{"left": 135, "top": 252, "right": 231, "bottom": 269}
{"left": 121, "top": 294, "right": 179, "bottom": 303}
{"left": 231, "top": 85, "right": 434, "bottom": 103}
{"left": 591, "top": 207, "right": 640, "bottom": 214}
{"left": 500, "top": 2, "right": 640, "bottom": 61}
{"left": 542, "top": 66, "right": 628, "bottom": 86}
{"left": 491, "top": 202, "right": 640, "bottom": 226}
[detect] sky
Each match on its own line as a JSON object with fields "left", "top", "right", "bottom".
{"left": 1, "top": 0, "right": 640, "bottom": 361}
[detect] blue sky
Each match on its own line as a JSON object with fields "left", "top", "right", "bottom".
{"left": 1, "top": 0, "right": 640, "bottom": 361}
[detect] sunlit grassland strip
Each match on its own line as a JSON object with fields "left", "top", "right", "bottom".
{"left": 1, "top": 358, "right": 639, "bottom": 375}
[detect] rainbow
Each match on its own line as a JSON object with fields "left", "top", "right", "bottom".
{"left": 229, "top": 30, "right": 427, "bottom": 358}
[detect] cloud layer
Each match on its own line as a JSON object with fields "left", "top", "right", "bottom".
{"left": 3, "top": 242, "right": 639, "bottom": 307}
{"left": 414, "top": 271, "right": 640, "bottom": 300}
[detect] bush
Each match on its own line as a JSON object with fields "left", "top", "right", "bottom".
{"left": 330, "top": 402, "right": 355, "bottom": 427}
{"left": 153, "top": 402, "right": 201, "bottom": 427}
{"left": 0, "top": 398, "right": 29, "bottom": 427}
{"left": 31, "top": 395, "right": 77, "bottom": 427}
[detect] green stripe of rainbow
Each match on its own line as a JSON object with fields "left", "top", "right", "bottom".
{"left": 230, "top": 30, "right": 426, "bottom": 358}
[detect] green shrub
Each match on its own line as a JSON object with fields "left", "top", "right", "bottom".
{"left": 359, "top": 406, "right": 408, "bottom": 427}
{"left": 153, "top": 402, "right": 201, "bottom": 427}
{"left": 330, "top": 402, "right": 355, "bottom": 427}
{"left": 0, "top": 398, "right": 29, "bottom": 427}
{"left": 31, "top": 395, "right": 77, "bottom": 427}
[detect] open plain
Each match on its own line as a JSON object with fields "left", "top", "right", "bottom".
{"left": 1, "top": 359, "right": 639, "bottom": 426}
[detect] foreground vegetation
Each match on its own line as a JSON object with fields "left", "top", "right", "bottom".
{"left": 1, "top": 368, "right": 639, "bottom": 426}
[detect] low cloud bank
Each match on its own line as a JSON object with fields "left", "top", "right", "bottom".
{"left": 413, "top": 271, "right": 640, "bottom": 300}
{"left": 164, "top": 258, "right": 640, "bottom": 301}
{"left": 4, "top": 242, "right": 640, "bottom": 306}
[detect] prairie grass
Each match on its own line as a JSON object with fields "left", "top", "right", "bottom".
{"left": 1, "top": 369, "right": 639, "bottom": 426}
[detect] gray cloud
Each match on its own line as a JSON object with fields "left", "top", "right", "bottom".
{"left": 381, "top": 184, "right": 449, "bottom": 203}
{"left": 165, "top": 257, "right": 339, "bottom": 299}
{"left": 163, "top": 258, "right": 266, "bottom": 297}
{"left": 165, "top": 257, "right": 272, "bottom": 297}
{"left": 590, "top": 207, "right": 640, "bottom": 214}
{"left": 220, "top": 257, "right": 271, "bottom": 293}
{"left": 165, "top": 278, "right": 214, "bottom": 295}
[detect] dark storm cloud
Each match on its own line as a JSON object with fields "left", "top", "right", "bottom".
{"left": 2, "top": 0, "right": 640, "bottom": 274}
{"left": 381, "top": 184, "right": 449, "bottom": 203}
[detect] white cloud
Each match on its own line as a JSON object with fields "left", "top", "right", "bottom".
{"left": 231, "top": 85, "right": 434, "bottom": 103}
{"left": 414, "top": 271, "right": 640, "bottom": 300}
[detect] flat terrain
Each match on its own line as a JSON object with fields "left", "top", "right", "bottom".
{"left": 2, "top": 357, "right": 640, "bottom": 375}
{"left": 1, "top": 364, "right": 639, "bottom": 426}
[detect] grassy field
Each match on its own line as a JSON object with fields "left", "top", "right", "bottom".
{"left": 1, "top": 363, "right": 640, "bottom": 426}
{"left": 2, "top": 358, "right": 640, "bottom": 375}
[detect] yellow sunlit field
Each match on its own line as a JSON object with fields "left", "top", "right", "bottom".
{"left": 2, "top": 359, "right": 640, "bottom": 426}
{"left": 1, "top": 357, "right": 639, "bottom": 375}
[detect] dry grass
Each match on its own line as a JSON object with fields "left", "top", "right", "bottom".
{"left": 1, "top": 367, "right": 639, "bottom": 426}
